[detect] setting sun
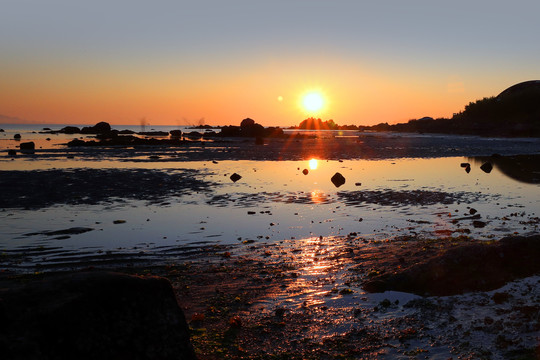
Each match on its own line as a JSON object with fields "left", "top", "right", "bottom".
{"left": 308, "top": 158, "right": 318, "bottom": 170}
{"left": 302, "top": 92, "right": 324, "bottom": 112}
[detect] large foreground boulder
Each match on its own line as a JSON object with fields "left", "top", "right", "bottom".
{"left": 0, "top": 271, "right": 196, "bottom": 360}
{"left": 363, "top": 235, "right": 540, "bottom": 296}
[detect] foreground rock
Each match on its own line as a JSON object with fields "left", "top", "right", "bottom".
{"left": 363, "top": 235, "right": 540, "bottom": 296}
{"left": 0, "top": 271, "right": 196, "bottom": 360}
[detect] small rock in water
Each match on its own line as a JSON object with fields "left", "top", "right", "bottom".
{"left": 460, "top": 162, "right": 470, "bottom": 168}
{"left": 469, "top": 208, "right": 478, "bottom": 215}
{"left": 355, "top": 182, "right": 362, "bottom": 186}
{"left": 14, "top": 133, "right": 21, "bottom": 139}
{"left": 331, "top": 172, "right": 346, "bottom": 187}
{"left": 230, "top": 173, "right": 242, "bottom": 182}
{"left": 480, "top": 162, "right": 493, "bottom": 173}
{"left": 472, "top": 220, "right": 486, "bottom": 228}
{"left": 20, "top": 141, "right": 35, "bottom": 150}
{"left": 8, "top": 149, "right": 16, "bottom": 156}
{"left": 149, "top": 155, "right": 161, "bottom": 159}
{"left": 302, "top": 169, "right": 309, "bottom": 175}
{"left": 113, "top": 220, "right": 126, "bottom": 224}
{"left": 465, "top": 164, "right": 471, "bottom": 173}
{"left": 212, "top": 160, "right": 218, "bottom": 164}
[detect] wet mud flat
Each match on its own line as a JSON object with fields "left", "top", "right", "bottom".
{"left": 2, "top": 234, "right": 539, "bottom": 359}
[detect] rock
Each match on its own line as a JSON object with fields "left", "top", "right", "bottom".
{"left": 460, "top": 162, "right": 470, "bottom": 168}
{"left": 7, "top": 149, "right": 16, "bottom": 156}
{"left": 465, "top": 164, "right": 471, "bottom": 173}
{"left": 19, "top": 141, "right": 35, "bottom": 150}
{"left": 472, "top": 220, "right": 487, "bottom": 228}
{"left": 469, "top": 208, "right": 477, "bottom": 215}
{"left": 13, "top": 133, "right": 21, "bottom": 139}
{"left": 331, "top": 172, "right": 346, "bottom": 187}
{"left": 480, "top": 162, "right": 493, "bottom": 173}
{"left": 60, "top": 126, "right": 81, "bottom": 134}
{"left": 240, "top": 118, "right": 255, "bottom": 128}
{"left": 230, "top": 173, "right": 242, "bottom": 182}
{"left": 363, "top": 235, "right": 540, "bottom": 296}
{"left": 0, "top": 128, "right": 4, "bottom": 132}
{"left": 113, "top": 220, "right": 126, "bottom": 224}
{"left": 255, "top": 136, "right": 264, "bottom": 145}
{"left": 169, "top": 129, "right": 182, "bottom": 138}
{"left": 302, "top": 169, "right": 309, "bottom": 175}
{"left": 492, "top": 292, "right": 512, "bottom": 304}
{"left": 0, "top": 271, "right": 196, "bottom": 360}
{"left": 81, "top": 121, "right": 112, "bottom": 134}
{"left": 355, "top": 182, "right": 362, "bottom": 186}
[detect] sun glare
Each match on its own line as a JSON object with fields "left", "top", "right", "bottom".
{"left": 309, "top": 158, "right": 318, "bottom": 170}
{"left": 302, "top": 92, "right": 324, "bottom": 112}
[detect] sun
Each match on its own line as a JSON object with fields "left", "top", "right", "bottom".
{"left": 302, "top": 92, "right": 324, "bottom": 112}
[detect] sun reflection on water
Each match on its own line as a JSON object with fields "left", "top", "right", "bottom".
{"left": 308, "top": 158, "right": 318, "bottom": 170}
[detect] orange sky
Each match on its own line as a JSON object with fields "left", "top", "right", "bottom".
{"left": 1, "top": 1, "right": 538, "bottom": 127}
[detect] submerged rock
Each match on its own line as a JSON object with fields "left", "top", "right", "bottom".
{"left": 0, "top": 271, "right": 196, "bottom": 360}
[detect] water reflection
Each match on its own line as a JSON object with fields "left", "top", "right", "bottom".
{"left": 309, "top": 158, "right": 318, "bottom": 170}
{"left": 470, "top": 154, "right": 540, "bottom": 184}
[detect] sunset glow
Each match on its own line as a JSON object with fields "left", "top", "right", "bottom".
{"left": 309, "top": 158, "right": 319, "bottom": 170}
{"left": 302, "top": 93, "right": 324, "bottom": 113}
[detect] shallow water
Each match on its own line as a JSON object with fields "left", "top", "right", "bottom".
{"left": 1, "top": 157, "right": 538, "bottom": 256}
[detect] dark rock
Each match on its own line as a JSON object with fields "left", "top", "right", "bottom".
{"left": 480, "top": 162, "right": 493, "bottom": 173}
{"left": 302, "top": 169, "right": 309, "bottom": 175}
{"left": 472, "top": 220, "right": 487, "bottom": 228}
{"left": 465, "top": 165, "right": 471, "bottom": 173}
{"left": 0, "top": 128, "right": 4, "bottom": 132}
{"left": 13, "top": 133, "right": 21, "bottom": 139}
{"left": 7, "top": 149, "right": 16, "bottom": 156}
{"left": 0, "top": 271, "right": 196, "bottom": 360}
{"left": 240, "top": 118, "right": 255, "bottom": 128}
{"left": 230, "top": 173, "right": 242, "bottom": 182}
{"left": 169, "top": 130, "right": 182, "bottom": 138}
{"left": 42, "top": 127, "right": 51, "bottom": 131}
{"left": 331, "top": 172, "right": 346, "bottom": 187}
{"left": 492, "top": 292, "right": 512, "bottom": 304}
{"left": 67, "top": 139, "right": 87, "bottom": 147}
{"left": 469, "top": 208, "right": 478, "bottom": 215}
{"left": 81, "top": 121, "right": 112, "bottom": 134}
{"left": 24, "top": 227, "right": 94, "bottom": 236}
{"left": 363, "top": 235, "right": 540, "bottom": 296}
{"left": 60, "top": 126, "right": 81, "bottom": 134}
{"left": 460, "top": 162, "right": 470, "bottom": 168}
{"left": 19, "top": 141, "right": 35, "bottom": 150}
{"left": 138, "top": 131, "right": 169, "bottom": 136}
{"left": 185, "top": 131, "right": 202, "bottom": 139}
{"left": 255, "top": 136, "right": 264, "bottom": 145}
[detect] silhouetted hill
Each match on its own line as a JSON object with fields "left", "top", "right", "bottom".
{"left": 369, "top": 81, "right": 540, "bottom": 137}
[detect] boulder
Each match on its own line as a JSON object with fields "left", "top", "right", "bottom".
{"left": 0, "top": 271, "right": 196, "bottom": 360}
{"left": 169, "top": 130, "right": 182, "bottom": 138}
{"left": 480, "top": 162, "right": 493, "bottom": 173}
{"left": 230, "top": 173, "right": 242, "bottom": 182}
{"left": 13, "top": 133, "right": 21, "bottom": 139}
{"left": 7, "top": 149, "right": 16, "bottom": 156}
{"left": 19, "top": 141, "right": 35, "bottom": 150}
{"left": 240, "top": 118, "right": 256, "bottom": 128}
{"left": 60, "top": 126, "right": 81, "bottom": 134}
{"left": 81, "top": 122, "right": 112, "bottom": 134}
{"left": 363, "top": 235, "right": 540, "bottom": 296}
{"left": 302, "top": 169, "right": 309, "bottom": 175}
{"left": 331, "top": 172, "right": 346, "bottom": 187}
{"left": 0, "top": 128, "right": 4, "bottom": 132}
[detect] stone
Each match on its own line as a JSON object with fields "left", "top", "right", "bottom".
{"left": 7, "top": 149, "right": 16, "bottom": 156}
{"left": 331, "top": 172, "right": 346, "bottom": 187}
{"left": 465, "top": 164, "right": 471, "bottom": 173}
{"left": 0, "top": 128, "right": 4, "bottom": 132}
{"left": 13, "top": 133, "right": 21, "bottom": 139}
{"left": 302, "top": 169, "right": 309, "bottom": 175}
{"left": 0, "top": 271, "right": 196, "bottom": 360}
{"left": 19, "top": 141, "right": 35, "bottom": 150}
{"left": 60, "top": 126, "right": 81, "bottom": 134}
{"left": 460, "top": 162, "right": 470, "bottom": 168}
{"left": 480, "top": 162, "right": 493, "bottom": 173}
{"left": 230, "top": 173, "right": 242, "bottom": 182}
{"left": 469, "top": 208, "right": 478, "bottom": 215}
{"left": 169, "top": 130, "right": 182, "bottom": 138}
{"left": 81, "top": 122, "right": 112, "bottom": 134}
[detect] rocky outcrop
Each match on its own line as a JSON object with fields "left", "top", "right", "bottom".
{"left": 0, "top": 271, "right": 196, "bottom": 360}
{"left": 363, "top": 235, "right": 540, "bottom": 296}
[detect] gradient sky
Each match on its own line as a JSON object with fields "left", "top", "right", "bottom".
{"left": 1, "top": 0, "right": 539, "bottom": 126}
